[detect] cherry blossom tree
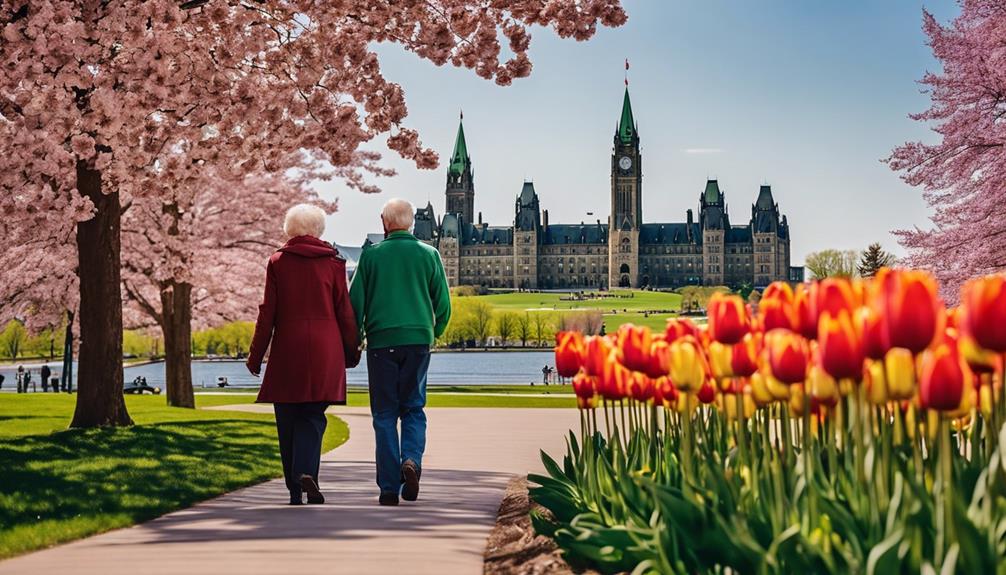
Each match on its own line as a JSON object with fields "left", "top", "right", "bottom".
{"left": 888, "top": 0, "right": 1006, "bottom": 302}
{"left": 0, "top": 1, "right": 626, "bottom": 427}
{"left": 121, "top": 156, "right": 337, "bottom": 408}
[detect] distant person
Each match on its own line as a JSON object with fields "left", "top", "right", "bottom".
{"left": 350, "top": 198, "right": 451, "bottom": 507}
{"left": 16, "top": 365, "right": 24, "bottom": 393}
{"left": 41, "top": 364, "right": 53, "bottom": 393}
{"left": 542, "top": 365, "right": 549, "bottom": 385}
{"left": 23, "top": 371, "right": 33, "bottom": 393}
{"left": 247, "top": 204, "right": 361, "bottom": 506}
{"left": 0, "top": 373, "right": 4, "bottom": 390}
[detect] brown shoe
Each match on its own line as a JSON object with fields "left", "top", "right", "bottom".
{"left": 401, "top": 460, "right": 420, "bottom": 502}
{"left": 300, "top": 475, "right": 325, "bottom": 504}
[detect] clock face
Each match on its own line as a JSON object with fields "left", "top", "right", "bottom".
{"left": 619, "top": 156, "right": 632, "bottom": 171}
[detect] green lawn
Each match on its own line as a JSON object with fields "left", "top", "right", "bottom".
{"left": 195, "top": 387, "right": 575, "bottom": 409}
{"left": 0, "top": 395, "right": 348, "bottom": 559}
{"left": 475, "top": 289, "right": 681, "bottom": 312}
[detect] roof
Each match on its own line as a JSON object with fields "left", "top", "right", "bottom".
{"left": 639, "top": 223, "right": 701, "bottom": 245}
{"left": 519, "top": 181, "right": 537, "bottom": 206}
{"left": 703, "top": 179, "right": 722, "bottom": 204}
{"left": 448, "top": 117, "right": 469, "bottom": 176}
{"left": 725, "top": 226, "right": 752, "bottom": 243}
{"left": 617, "top": 87, "right": 636, "bottom": 144}
{"left": 755, "top": 185, "right": 775, "bottom": 210}
{"left": 542, "top": 223, "right": 608, "bottom": 245}
{"left": 461, "top": 224, "right": 513, "bottom": 246}
{"left": 413, "top": 202, "right": 436, "bottom": 240}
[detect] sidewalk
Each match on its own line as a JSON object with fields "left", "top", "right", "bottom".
{"left": 0, "top": 406, "right": 580, "bottom": 575}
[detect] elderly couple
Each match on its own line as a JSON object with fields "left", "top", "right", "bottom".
{"left": 246, "top": 199, "right": 451, "bottom": 507}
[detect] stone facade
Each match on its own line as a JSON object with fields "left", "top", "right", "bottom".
{"left": 414, "top": 90, "right": 793, "bottom": 290}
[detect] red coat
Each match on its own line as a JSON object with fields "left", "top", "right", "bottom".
{"left": 248, "top": 235, "right": 361, "bottom": 404}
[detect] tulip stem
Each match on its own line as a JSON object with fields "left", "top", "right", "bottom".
{"left": 803, "top": 394, "right": 817, "bottom": 530}
{"left": 854, "top": 381, "right": 866, "bottom": 486}
{"left": 682, "top": 403, "right": 694, "bottom": 497}
{"left": 937, "top": 416, "right": 954, "bottom": 565}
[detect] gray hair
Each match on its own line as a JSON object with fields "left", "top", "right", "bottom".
{"left": 283, "top": 204, "right": 326, "bottom": 238}
{"left": 381, "top": 198, "right": 414, "bottom": 231}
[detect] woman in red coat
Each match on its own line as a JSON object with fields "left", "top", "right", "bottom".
{"left": 247, "top": 204, "right": 360, "bottom": 505}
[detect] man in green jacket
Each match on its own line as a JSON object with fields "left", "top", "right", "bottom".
{"left": 349, "top": 198, "right": 451, "bottom": 506}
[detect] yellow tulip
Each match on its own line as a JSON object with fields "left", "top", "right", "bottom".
{"left": 884, "top": 347, "right": 916, "bottom": 401}
{"left": 751, "top": 372, "right": 774, "bottom": 406}
{"left": 865, "top": 360, "right": 888, "bottom": 405}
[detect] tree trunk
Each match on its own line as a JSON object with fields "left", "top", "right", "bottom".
{"left": 161, "top": 280, "right": 195, "bottom": 408}
{"left": 70, "top": 161, "right": 132, "bottom": 428}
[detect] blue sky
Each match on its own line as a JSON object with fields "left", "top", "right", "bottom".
{"left": 321, "top": 0, "right": 959, "bottom": 266}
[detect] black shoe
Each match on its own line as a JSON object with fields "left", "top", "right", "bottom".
{"left": 300, "top": 475, "right": 325, "bottom": 505}
{"left": 289, "top": 493, "right": 303, "bottom": 506}
{"left": 379, "top": 492, "right": 400, "bottom": 506}
{"left": 401, "top": 460, "right": 421, "bottom": 502}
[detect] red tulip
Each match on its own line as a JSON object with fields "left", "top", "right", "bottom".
{"left": 618, "top": 324, "right": 652, "bottom": 373}
{"left": 653, "top": 376, "right": 679, "bottom": 408}
{"left": 815, "top": 277, "right": 858, "bottom": 323}
{"left": 860, "top": 306, "right": 889, "bottom": 360}
{"left": 572, "top": 371, "right": 596, "bottom": 400}
{"left": 599, "top": 351, "right": 631, "bottom": 401}
{"left": 919, "top": 332, "right": 969, "bottom": 411}
{"left": 555, "top": 331, "right": 585, "bottom": 378}
{"left": 875, "top": 268, "right": 943, "bottom": 354}
{"left": 628, "top": 372, "right": 655, "bottom": 402}
{"left": 665, "top": 317, "right": 699, "bottom": 343}
{"left": 961, "top": 274, "right": 1006, "bottom": 352}
{"left": 696, "top": 379, "right": 717, "bottom": 404}
{"left": 760, "top": 294, "right": 796, "bottom": 332}
{"left": 645, "top": 338, "right": 671, "bottom": 379}
{"left": 766, "top": 328, "right": 810, "bottom": 384}
{"left": 731, "top": 333, "right": 761, "bottom": 377}
{"left": 794, "top": 283, "right": 818, "bottom": 340}
{"left": 708, "top": 293, "right": 750, "bottom": 344}
{"left": 959, "top": 333, "right": 1002, "bottom": 374}
{"left": 818, "top": 310, "right": 864, "bottom": 380}
{"left": 581, "top": 335, "right": 613, "bottom": 377}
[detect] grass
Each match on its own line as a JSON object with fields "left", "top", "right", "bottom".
{"left": 474, "top": 290, "right": 682, "bottom": 313}
{"left": 194, "top": 387, "right": 576, "bottom": 409}
{"left": 0, "top": 394, "right": 348, "bottom": 559}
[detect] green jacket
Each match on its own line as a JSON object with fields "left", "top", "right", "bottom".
{"left": 349, "top": 230, "right": 452, "bottom": 349}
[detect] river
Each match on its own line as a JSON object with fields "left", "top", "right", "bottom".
{"left": 0, "top": 350, "right": 557, "bottom": 391}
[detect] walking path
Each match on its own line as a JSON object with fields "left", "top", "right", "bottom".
{"left": 0, "top": 406, "right": 580, "bottom": 575}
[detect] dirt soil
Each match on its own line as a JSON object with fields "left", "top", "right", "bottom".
{"left": 483, "top": 477, "right": 602, "bottom": 575}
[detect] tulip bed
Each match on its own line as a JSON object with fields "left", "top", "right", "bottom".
{"left": 530, "top": 270, "right": 1006, "bottom": 574}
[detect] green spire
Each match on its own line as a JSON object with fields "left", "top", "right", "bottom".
{"left": 448, "top": 114, "right": 469, "bottom": 176}
{"left": 617, "top": 87, "right": 635, "bottom": 144}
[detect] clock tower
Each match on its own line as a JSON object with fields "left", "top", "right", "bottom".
{"left": 609, "top": 86, "right": 642, "bottom": 288}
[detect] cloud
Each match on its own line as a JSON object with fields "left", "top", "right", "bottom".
{"left": 684, "top": 148, "right": 723, "bottom": 155}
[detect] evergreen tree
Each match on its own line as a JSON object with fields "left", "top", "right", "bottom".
{"left": 857, "top": 243, "right": 895, "bottom": 277}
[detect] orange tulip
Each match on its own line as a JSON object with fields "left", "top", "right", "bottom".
{"left": 668, "top": 335, "right": 708, "bottom": 392}
{"left": 555, "top": 331, "right": 585, "bottom": 378}
{"left": 599, "top": 350, "right": 631, "bottom": 401}
{"left": 618, "top": 324, "right": 652, "bottom": 374}
{"left": 766, "top": 328, "right": 810, "bottom": 384}
{"left": 581, "top": 335, "right": 613, "bottom": 377}
{"left": 876, "top": 268, "right": 943, "bottom": 354}
{"left": 794, "top": 283, "right": 818, "bottom": 340}
{"left": 814, "top": 278, "right": 858, "bottom": 324}
{"left": 960, "top": 275, "right": 1006, "bottom": 352}
{"left": 818, "top": 310, "right": 864, "bottom": 380}
{"left": 919, "top": 333, "right": 969, "bottom": 411}
{"left": 708, "top": 293, "right": 750, "bottom": 344}
{"left": 731, "top": 333, "right": 761, "bottom": 377}
{"left": 664, "top": 317, "right": 699, "bottom": 343}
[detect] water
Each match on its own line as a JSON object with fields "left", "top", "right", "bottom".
{"left": 0, "top": 350, "right": 556, "bottom": 391}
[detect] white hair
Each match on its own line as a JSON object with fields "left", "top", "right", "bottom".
{"left": 283, "top": 204, "right": 326, "bottom": 238}
{"left": 381, "top": 198, "right": 414, "bottom": 231}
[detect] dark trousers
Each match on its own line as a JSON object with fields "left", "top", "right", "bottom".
{"left": 367, "top": 345, "right": 430, "bottom": 495}
{"left": 273, "top": 402, "right": 329, "bottom": 496}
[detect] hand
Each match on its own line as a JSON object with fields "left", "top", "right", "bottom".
{"left": 246, "top": 360, "right": 261, "bottom": 377}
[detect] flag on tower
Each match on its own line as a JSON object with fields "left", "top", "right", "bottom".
{"left": 624, "top": 58, "right": 630, "bottom": 86}
{"left": 625, "top": 58, "right": 630, "bottom": 70}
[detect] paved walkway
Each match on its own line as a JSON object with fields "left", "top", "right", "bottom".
{"left": 0, "top": 406, "right": 581, "bottom": 575}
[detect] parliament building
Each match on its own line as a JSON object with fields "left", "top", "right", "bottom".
{"left": 412, "top": 88, "right": 795, "bottom": 290}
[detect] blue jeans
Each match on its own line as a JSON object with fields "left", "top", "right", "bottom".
{"left": 367, "top": 345, "right": 430, "bottom": 494}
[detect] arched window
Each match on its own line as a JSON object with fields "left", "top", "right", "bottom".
{"left": 620, "top": 237, "right": 631, "bottom": 254}
{"left": 619, "top": 263, "right": 630, "bottom": 274}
